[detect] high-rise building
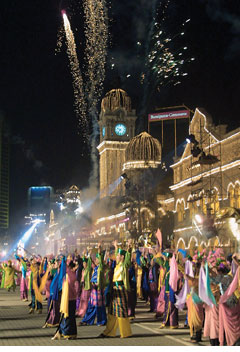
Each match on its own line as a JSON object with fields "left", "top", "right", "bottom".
{"left": 0, "top": 115, "right": 10, "bottom": 230}
{"left": 27, "top": 186, "right": 54, "bottom": 224}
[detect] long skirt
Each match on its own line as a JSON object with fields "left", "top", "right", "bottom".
{"left": 109, "top": 285, "right": 128, "bottom": 318}
{"left": 16, "top": 273, "right": 21, "bottom": 286}
{"left": 137, "top": 267, "right": 143, "bottom": 299}
{"left": 59, "top": 300, "right": 77, "bottom": 338}
{"left": 186, "top": 295, "right": 203, "bottom": 337}
{"left": 219, "top": 302, "right": 240, "bottom": 346}
{"left": 128, "top": 286, "right": 137, "bottom": 317}
{"left": 31, "top": 290, "right": 42, "bottom": 310}
{"left": 75, "top": 281, "right": 81, "bottom": 311}
{"left": 149, "top": 282, "right": 159, "bottom": 312}
{"left": 20, "top": 277, "right": 28, "bottom": 300}
{"left": 156, "top": 286, "right": 165, "bottom": 317}
{"left": 162, "top": 292, "right": 178, "bottom": 327}
{"left": 204, "top": 304, "right": 219, "bottom": 339}
{"left": 45, "top": 293, "right": 61, "bottom": 327}
{"left": 76, "top": 289, "right": 91, "bottom": 317}
{"left": 82, "top": 287, "right": 107, "bottom": 325}
{"left": 103, "top": 285, "right": 131, "bottom": 338}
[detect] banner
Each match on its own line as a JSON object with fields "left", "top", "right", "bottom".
{"left": 148, "top": 110, "right": 190, "bottom": 122}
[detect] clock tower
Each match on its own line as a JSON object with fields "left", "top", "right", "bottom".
{"left": 97, "top": 89, "right": 137, "bottom": 198}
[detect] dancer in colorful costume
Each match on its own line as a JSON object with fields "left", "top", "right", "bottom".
{"left": 185, "top": 259, "right": 204, "bottom": 342}
{"left": 81, "top": 243, "right": 107, "bottom": 326}
{"left": 29, "top": 258, "right": 49, "bottom": 314}
{"left": 15, "top": 254, "right": 28, "bottom": 301}
{"left": 76, "top": 251, "right": 92, "bottom": 319}
{"left": 43, "top": 256, "right": 65, "bottom": 328}
{"left": 157, "top": 252, "right": 179, "bottom": 329}
{"left": 214, "top": 253, "right": 240, "bottom": 346}
{"left": 52, "top": 259, "right": 78, "bottom": 340}
{"left": 99, "top": 239, "right": 132, "bottom": 338}
{"left": 2, "top": 260, "right": 20, "bottom": 292}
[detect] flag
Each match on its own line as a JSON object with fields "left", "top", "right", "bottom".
{"left": 169, "top": 254, "right": 178, "bottom": 292}
{"left": 156, "top": 228, "right": 162, "bottom": 249}
{"left": 198, "top": 262, "right": 216, "bottom": 307}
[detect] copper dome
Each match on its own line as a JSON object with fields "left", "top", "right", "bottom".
{"left": 101, "top": 89, "right": 131, "bottom": 113}
{"left": 125, "top": 132, "right": 162, "bottom": 162}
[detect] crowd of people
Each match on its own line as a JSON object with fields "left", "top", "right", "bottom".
{"left": 0, "top": 238, "right": 240, "bottom": 345}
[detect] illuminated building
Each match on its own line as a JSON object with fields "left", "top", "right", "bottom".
{"left": 27, "top": 186, "right": 54, "bottom": 224}
{"left": 0, "top": 115, "right": 10, "bottom": 231}
{"left": 170, "top": 108, "right": 240, "bottom": 253}
{"left": 94, "top": 90, "right": 173, "bottom": 244}
{"left": 97, "top": 89, "right": 137, "bottom": 198}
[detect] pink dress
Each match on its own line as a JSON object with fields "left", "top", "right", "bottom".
{"left": 203, "top": 304, "right": 219, "bottom": 339}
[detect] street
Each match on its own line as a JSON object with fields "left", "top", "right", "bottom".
{"left": 0, "top": 287, "right": 209, "bottom": 346}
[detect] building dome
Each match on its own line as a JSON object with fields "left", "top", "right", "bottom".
{"left": 101, "top": 89, "right": 131, "bottom": 113}
{"left": 123, "top": 132, "right": 161, "bottom": 170}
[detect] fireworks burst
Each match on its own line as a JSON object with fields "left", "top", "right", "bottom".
{"left": 62, "top": 10, "right": 88, "bottom": 140}
{"left": 146, "top": 1, "right": 195, "bottom": 91}
{"left": 148, "top": 18, "right": 194, "bottom": 90}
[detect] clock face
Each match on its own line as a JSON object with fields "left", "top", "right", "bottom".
{"left": 115, "top": 123, "right": 127, "bottom": 136}
{"left": 102, "top": 126, "right": 105, "bottom": 137}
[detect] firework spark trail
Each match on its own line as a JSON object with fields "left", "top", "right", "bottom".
{"left": 137, "top": 0, "right": 159, "bottom": 131}
{"left": 62, "top": 11, "right": 89, "bottom": 141}
{"left": 56, "top": 24, "right": 64, "bottom": 54}
{"left": 83, "top": 0, "right": 108, "bottom": 185}
{"left": 83, "top": 0, "right": 108, "bottom": 107}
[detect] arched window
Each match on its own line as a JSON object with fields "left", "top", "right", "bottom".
{"left": 209, "top": 189, "right": 220, "bottom": 214}
{"left": 200, "top": 192, "right": 207, "bottom": 214}
{"left": 235, "top": 183, "right": 240, "bottom": 209}
{"left": 188, "top": 199, "right": 198, "bottom": 219}
{"left": 228, "top": 185, "right": 235, "bottom": 208}
{"left": 188, "top": 200, "right": 193, "bottom": 219}
{"left": 177, "top": 200, "right": 185, "bottom": 222}
{"left": 141, "top": 209, "right": 150, "bottom": 230}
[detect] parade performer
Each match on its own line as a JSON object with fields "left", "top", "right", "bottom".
{"left": 15, "top": 254, "right": 28, "bottom": 301}
{"left": 0, "top": 263, "right": 7, "bottom": 288}
{"left": 158, "top": 252, "right": 179, "bottom": 329}
{"left": 2, "top": 260, "right": 20, "bottom": 292}
{"left": 141, "top": 251, "right": 149, "bottom": 303}
{"left": 202, "top": 259, "right": 221, "bottom": 346}
{"left": 185, "top": 258, "right": 204, "bottom": 342}
{"left": 75, "top": 251, "right": 83, "bottom": 311}
{"left": 52, "top": 259, "right": 78, "bottom": 340}
{"left": 103, "top": 250, "right": 115, "bottom": 310}
{"left": 43, "top": 256, "right": 65, "bottom": 328}
{"left": 148, "top": 253, "right": 159, "bottom": 313}
{"left": 136, "top": 248, "right": 144, "bottom": 299}
{"left": 80, "top": 243, "right": 107, "bottom": 326}
{"left": 155, "top": 255, "right": 166, "bottom": 318}
{"left": 29, "top": 258, "right": 49, "bottom": 314}
{"left": 76, "top": 251, "right": 92, "bottom": 319}
{"left": 216, "top": 255, "right": 240, "bottom": 346}
{"left": 127, "top": 258, "right": 137, "bottom": 319}
{"left": 99, "top": 239, "right": 132, "bottom": 339}
{"left": 175, "top": 256, "right": 194, "bottom": 327}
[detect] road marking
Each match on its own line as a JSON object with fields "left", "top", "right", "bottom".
{"left": 134, "top": 323, "right": 193, "bottom": 346}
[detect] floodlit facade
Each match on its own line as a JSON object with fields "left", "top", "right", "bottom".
{"left": 170, "top": 108, "right": 240, "bottom": 253}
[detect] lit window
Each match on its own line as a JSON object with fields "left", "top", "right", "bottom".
{"left": 235, "top": 184, "right": 240, "bottom": 209}
{"left": 228, "top": 185, "right": 235, "bottom": 208}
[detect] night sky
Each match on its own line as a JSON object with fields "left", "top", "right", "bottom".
{"left": 0, "top": 0, "right": 239, "bottom": 233}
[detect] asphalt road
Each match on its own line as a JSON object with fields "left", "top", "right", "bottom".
{"left": 0, "top": 287, "right": 210, "bottom": 346}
